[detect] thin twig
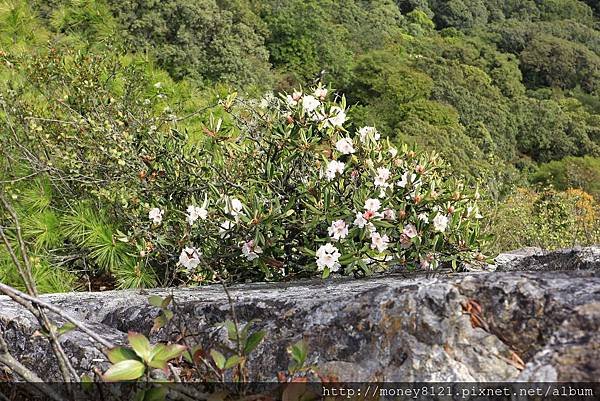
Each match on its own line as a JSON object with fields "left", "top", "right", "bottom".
{"left": 0, "top": 283, "right": 114, "bottom": 349}
{"left": 0, "top": 332, "right": 67, "bottom": 401}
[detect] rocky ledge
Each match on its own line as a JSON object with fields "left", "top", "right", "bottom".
{"left": 0, "top": 246, "right": 599, "bottom": 382}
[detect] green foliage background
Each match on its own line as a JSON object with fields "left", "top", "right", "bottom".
{"left": 1, "top": 0, "right": 600, "bottom": 292}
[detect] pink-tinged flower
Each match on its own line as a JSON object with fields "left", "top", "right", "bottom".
{"left": 399, "top": 233, "right": 412, "bottom": 249}
{"left": 403, "top": 224, "right": 418, "bottom": 238}
{"left": 420, "top": 254, "right": 435, "bottom": 270}
{"left": 179, "top": 246, "right": 201, "bottom": 270}
{"left": 316, "top": 243, "right": 341, "bottom": 272}
{"left": 370, "top": 232, "right": 390, "bottom": 253}
{"left": 374, "top": 167, "right": 391, "bottom": 188}
{"left": 383, "top": 208, "right": 396, "bottom": 221}
{"left": 353, "top": 211, "right": 367, "bottom": 228}
{"left": 335, "top": 137, "right": 355, "bottom": 155}
{"left": 328, "top": 219, "right": 349, "bottom": 241}
{"left": 148, "top": 208, "right": 164, "bottom": 224}
{"left": 314, "top": 87, "right": 328, "bottom": 100}
{"left": 364, "top": 198, "right": 381, "bottom": 212}
{"left": 241, "top": 240, "right": 263, "bottom": 261}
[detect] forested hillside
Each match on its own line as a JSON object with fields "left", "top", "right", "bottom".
{"left": 1, "top": 0, "right": 599, "bottom": 291}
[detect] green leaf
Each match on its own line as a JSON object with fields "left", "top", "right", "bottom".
{"left": 143, "top": 387, "right": 168, "bottom": 401}
{"left": 102, "top": 360, "right": 145, "bottom": 382}
{"left": 128, "top": 332, "right": 152, "bottom": 362}
{"left": 224, "top": 355, "right": 242, "bottom": 369}
{"left": 321, "top": 267, "right": 330, "bottom": 279}
{"left": 148, "top": 344, "right": 187, "bottom": 369}
{"left": 222, "top": 320, "right": 238, "bottom": 341}
{"left": 161, "top": 295, "right": 173, "bottom": 309}
{"left": 57, "top": 322, "right": 76, "bottom": 336}
{"left": 107, "top": 347, "right": 140, "bottom": 364}
{"left": 210, "top": 349, "right": 226, "bottom": 370}
{"left": 148, "top": 296, "right": 163, "bottom": 308}
{"left": 290, "top": 340, "right": 308, "bottom": 366}
{"left": 244, "top": 330, "right": 265, "bottom": 355}
{"left": 152, "top": 315, "right": 168, "bottom": 332}
{"left": 81, "top": 374, "right": 94, "bottom": 391}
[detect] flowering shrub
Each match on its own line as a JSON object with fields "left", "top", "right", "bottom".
{"left": 1, "top": 47, "right": 488, "bottom": 286}
{"left": 168, "top": 84, "right": 489, "bottom": 281}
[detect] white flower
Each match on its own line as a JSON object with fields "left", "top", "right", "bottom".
{"left": 325, "top": 160, "right": 345, "bottom": 181}
{"left": 433, "top": 214, "right": 449, "bottom": 232}
{"left": 403, "top": 224, "right": 418, "bottom": 238}
{"left": 186, "top": 205, "right": 208, "bottom": 225}
{"left": 358, "top": 126, "right": 380, "bottom": 142}
{"left": 302, "top": 95, "right": 320, "bottom": 113}
{"left": 389, "top": 147, "right": 398, "bottom": 158}
{"left": 153, "top": 82, "right": 162, "bottom": 89}
{"left": 383, "top": 208, "right": 396, "bottom": 221}
{"left": 397, "top": 171, "right": 417, "bottom": 188}
{"left": 467, "top": 206, "right": 484, "bottom": 219}
{"left": 148, "top": 208, "right": 164, "bottom": 224}
{"left": 179, "top": 246, "right": 201, "bottom": 270}
{"left": 365, "top": 222, "right": 377, "bottom": 238}
{"left": 316, "top": 243, "right": 341, "bottom": 272}
{"left": 241, "top": 240, "right": 263, "bottom": 261}
{"left": 364, "top": 198, "right": 381, "bottom": 212}
{"left": 374, "top": 167, "right": 391, "bottom": 188}
{"left": 328, "top": 108, "right": 346, "bottom": 127}
{"left": 224, "top": 198, "right": 244, "bottom": 216}
{"left": 286, "top": 95, "right": 298, "bottom": 107}
{"left": 353, "top": 212, "right": 367, "bottom": 228}
{"left": 219, "top": 220, "right": 234, "bottom": 238}
{"left": 370, "top": 232, "right": 390, "bottom": 253}
{"left": 335, "top": 137, "right": 355, "bottom": 155}
{"left": 314, "top": 87, "right": 328, "bottom": 99}
{"left": 327, "top": 219, "right": 349, "bottom": 241}
{"left": 418, "top": 213, "right": 429, "bottom": 224}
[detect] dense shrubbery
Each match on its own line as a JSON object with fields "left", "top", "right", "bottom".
{"left": 1, "top": 45, "right": 488, "bottom": 288}
{"left": 2, "top": 0, "right": 600, "bottom": 292}
{"left": 486, "top": 188, "right": 600, "bottom": 254}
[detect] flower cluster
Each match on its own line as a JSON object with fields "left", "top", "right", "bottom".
{"left": 141, "top": 83, "right": 487, "bottom": 283}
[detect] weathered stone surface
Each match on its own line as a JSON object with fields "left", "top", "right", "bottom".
{"left": 0, "top": 247, "right": 599, "bottom": 381}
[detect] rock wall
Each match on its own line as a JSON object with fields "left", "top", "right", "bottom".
{"left": 0, "top": 247, "right": 599, "bottom": 381}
